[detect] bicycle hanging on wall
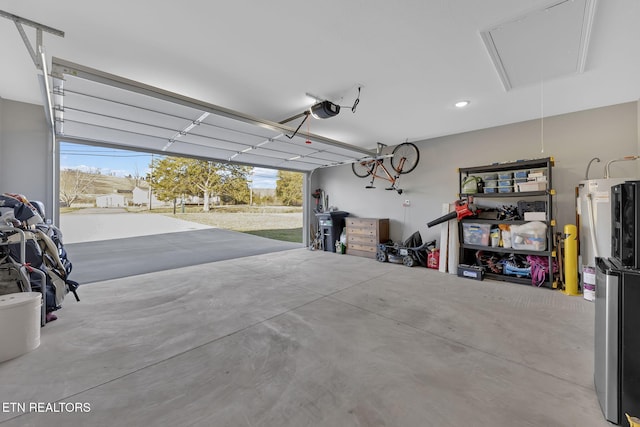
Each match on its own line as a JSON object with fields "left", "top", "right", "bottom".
{"left": 351, "top": 142, "right": 420, "bottom": 194}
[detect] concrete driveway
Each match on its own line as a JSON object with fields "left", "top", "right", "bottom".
{"left": 60, "top": 208, "right": 213, "bottom": 244}
{"left": 60, "top": 209, "right": 303, "bottom": 284}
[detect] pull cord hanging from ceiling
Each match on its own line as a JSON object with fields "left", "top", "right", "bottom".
{"left": 346, "top": 86, "right": 361, "bottom": 113}
{"left": 540, "top": 78, "right": 545, "bottom": 153}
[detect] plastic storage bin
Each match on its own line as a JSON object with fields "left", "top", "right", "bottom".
{"left": 498, "top": 172, "right": 513, "bottom": 180}
{"left": 510, "top": 222, "right": 547, "bottom": 251}
{"left": 498, "top": 186, "right": 514, "bottom": 193}
{"left": 462, "top": 222, "right": 491, "bottom": 246}
{"left": 514, "top": 170, "right": 529, "bottom": 179}
{"left": 529, "top": 168, "right": 547, "bottom": 176}
{"left": 517, "top": 181, "right": 547, "bottom": 192}
{"left": 0, "top": 292, "right": 41, "bottom": 362}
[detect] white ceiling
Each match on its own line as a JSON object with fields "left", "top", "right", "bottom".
{"left": 1, "top": 0, "right": 639, "bottom": 152}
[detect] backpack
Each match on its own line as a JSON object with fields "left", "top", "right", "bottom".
{"left": 526, "top": 255, "right": 558, "bottom": 287}
{"left": 0, "top": 193, "right": 44, "bottom": 227}
{"left": 462, "top": 176, "right": 483, "bottom": 194}
{"left": 5, "top": 228, "right": 79, "bottom": 312}
{"left": 1, "top": 193, "right": 79, "bottom": 314}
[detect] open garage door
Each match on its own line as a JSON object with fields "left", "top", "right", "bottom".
{"left": 47, "top": 58, "right": 372, "bottom": 247}
{"left": 50, "top": 58, "right": 372, "bottom": 172}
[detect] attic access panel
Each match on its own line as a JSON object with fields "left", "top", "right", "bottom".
{"left": 49, "top": 58, "right": 372, "bottom": 172}
{"left": 480, "top": 0, "right": 598, "bottom": 90}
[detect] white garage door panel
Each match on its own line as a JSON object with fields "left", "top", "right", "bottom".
{"left": 51, "top": 58, "right": 373, "bottom": 172}
{"left": 188, "top": 123, "right": 274, "bottom": 149}
{"left": 199, "top": 112, "right": 278, "bottom": 140}
{"left": 221, "top": 152, "right": 289, "bottom": 169}
{"left": 264, "top": 140, "right": 325, "bottom": 157}
{"left": 166, "top": 132, "right": 257, "bottom": 154}
{"left": 62, "top": 121, "right": 172, "bottom": 152}
{"left": 62, "top": 108, "right": 177, "bottom": 141}
{"left": 58, "top": 73, "right": 205, "bottom": 119}
{"left": 313, "top": 151, "right": 361, "bottom": 163}
{"left": 61, "top": 91, "right": 193, "bottom": 132}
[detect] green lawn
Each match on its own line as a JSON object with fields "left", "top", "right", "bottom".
{"left": 243, "top": 228, "right": 303, "bottom": 243}
{"left": 156, "top": 206, "right": 303, "bottom": 243}
{"left": 62, "top": 205, "right": 304, "bottom": 244}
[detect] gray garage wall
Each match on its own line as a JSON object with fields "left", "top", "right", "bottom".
{"left": 0, "top": 97, "right": 54, "bottom": 220}
{"left": 0, "top": 98, "right": 3, "bottom": 161}
{"left": 1, "top": 98, "right": 639, "bottom": 236}
{"left": 311, "top": 101, "right": 640, "bottom": 245}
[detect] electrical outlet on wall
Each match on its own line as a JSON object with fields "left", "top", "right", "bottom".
{"left": 403, "top": 199, "right": 411, "bottom": 207}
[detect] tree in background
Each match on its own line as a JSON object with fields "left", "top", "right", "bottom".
{"left": 147, "top": 156, "right": 192, "bottom": 208}
{"left": 148, "top": 156, "right": 252, "bottom": 210}
{"left": 217, "top": 164, "right": 252, "bottom": 204}
{"left": 128, "top": 164, "right": 145, "bottom": 188}
{"left": 183, "top": 160, "right": 222, "bottom": 211}
{"left": 276, "top": 171, "right": 303, "bottom": 206}
{"left": 59, "top": 168, "right": 100, "bottom": 207}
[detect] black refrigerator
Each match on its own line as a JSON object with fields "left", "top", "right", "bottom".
{"left": 594, "top": 257, "right": 640, "bottom": 424}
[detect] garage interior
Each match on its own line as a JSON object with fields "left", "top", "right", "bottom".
{"left": 1, "top": 1, "right": 640, "bottom": 426}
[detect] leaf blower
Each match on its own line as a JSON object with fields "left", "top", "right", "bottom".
{"left": 312, "top": 188, "right": 323, "bottom": 212}
{"left": 427, "top": 199, "right": 479, "bottom": 228}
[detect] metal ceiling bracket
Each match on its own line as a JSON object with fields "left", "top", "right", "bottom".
{"left": 0, "top": 10, "right": 65, "bottom": 70}
{"left": 16, "top": 22, "right": 41, "bottom": 68}
{"left": 1, "top": 10, "right": 65, "bottom": 226}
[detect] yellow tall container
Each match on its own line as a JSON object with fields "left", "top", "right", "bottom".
{"left": 562, "top": 224, "right": 580, "bottom": 296}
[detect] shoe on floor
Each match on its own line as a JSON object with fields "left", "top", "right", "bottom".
{"left": 46, "top": 312, "right": 58, "bottom": 322}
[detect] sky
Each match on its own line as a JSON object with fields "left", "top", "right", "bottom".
{"left": 59, "top": 142, "right": 279, "bottom": 188}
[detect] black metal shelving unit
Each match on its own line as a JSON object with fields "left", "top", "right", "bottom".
{"left": 458, "top": 157, "right": 557, "bottom": 288}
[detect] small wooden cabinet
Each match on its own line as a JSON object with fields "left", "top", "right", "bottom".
{"left": 346, "top": 218, "right": 389, "bottom": 259}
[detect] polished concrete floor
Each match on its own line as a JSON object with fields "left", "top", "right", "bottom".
{"left": 0, "top": 249, "right": 610, "bottom": 426}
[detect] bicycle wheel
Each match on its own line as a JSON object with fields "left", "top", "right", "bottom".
{"left": 352, "top": 160, "right": 375, "bottom": 178}
{"left": 391, "top": 142, "right": 419, "bottom": 174}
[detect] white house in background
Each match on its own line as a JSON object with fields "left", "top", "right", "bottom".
{"left": 132, "top": 186, "right": 169, "bottom": 208}
{"left": 95, "top": 194, "right": 126, "bottom": 208}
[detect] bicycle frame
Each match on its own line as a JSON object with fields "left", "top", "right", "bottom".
{"left": 352, "top": 142, "right": 417, "bottom": 194}
{"left": 362, "top": 156, "right": 406, "bottom": 189}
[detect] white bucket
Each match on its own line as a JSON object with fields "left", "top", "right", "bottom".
{"left": 0, "top": 292, "right": 42, "bottom": 362}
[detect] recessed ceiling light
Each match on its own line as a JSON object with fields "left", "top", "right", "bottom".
{"left": 455, "top": 100, "right": 470, "bottom": 108}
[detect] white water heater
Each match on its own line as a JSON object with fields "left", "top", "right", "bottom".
{"left": 577, "top": 178, "right": 629, "bottom": 269}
